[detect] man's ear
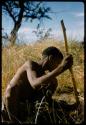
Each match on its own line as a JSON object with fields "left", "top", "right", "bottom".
{"left": 48, "top": 55, "right": 53, "bottom": 61}
{"left": 45, "top": 56, "right": 49, "bottom": 63}
{"left": 42, "top": 56, "right": 49, "bottom": 68}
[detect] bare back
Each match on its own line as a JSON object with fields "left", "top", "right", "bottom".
{"left": 4, "top": 61, "right": 38, "bottom": 101}
{"left": 5, "top": 59, "right": 58, "bottom": 103}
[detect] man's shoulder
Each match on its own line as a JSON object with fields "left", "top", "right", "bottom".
{"left": 25, "top": 59, "right": 33, "bottom": 65}
{"left": 23, "top": 59, "right": 38, "bottom": 69}
{"left": 23, "top": 59, "right": 33, "bottom": 68}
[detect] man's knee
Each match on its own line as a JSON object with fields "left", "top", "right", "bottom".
{"left": 1, "top": 102, "right": 10, "bottom": 122}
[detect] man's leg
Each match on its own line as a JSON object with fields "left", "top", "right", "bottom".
{"left": 1, "top": 102, "right": 10, "bottom": 122}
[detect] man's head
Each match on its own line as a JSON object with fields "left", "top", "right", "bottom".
{"left": 42, "top": 46, "right": 63, "bottom": 71}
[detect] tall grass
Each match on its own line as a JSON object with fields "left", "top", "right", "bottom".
{"left": 2, "top": 39, "right": 84, "bottom": 100}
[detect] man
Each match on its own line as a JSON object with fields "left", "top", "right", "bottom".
{"left": 2, "top": 46, "right": 73, "bottom": 123}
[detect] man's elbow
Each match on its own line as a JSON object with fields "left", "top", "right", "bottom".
{"left": 4, "top": 85, "right": 11, "bottom": 99}
{"left": 4, "top": 84, "right": 16, "bottom": 101}
{"left": 29, "top": 79, "right": 42, "bottom": 90}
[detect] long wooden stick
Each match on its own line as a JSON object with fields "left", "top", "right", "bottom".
{"left": 61, "top": 19, "right": 79, "bottom": 104}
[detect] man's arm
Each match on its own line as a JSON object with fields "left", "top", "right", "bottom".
{"left": 4, "top": 85, "right": 20, "bottom": 122}
{"left": 25, "top": 54, "right": 73, "bottom": 89}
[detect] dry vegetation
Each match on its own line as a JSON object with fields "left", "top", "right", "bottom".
{"left": 2, "top": 38, "right": 84, "bottom": 123}
{"left": 2, "top": 39, "right": 84, "bottom": 96}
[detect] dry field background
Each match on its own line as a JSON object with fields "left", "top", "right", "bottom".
{"left": 2, "top": 38, "right": 84, "bottom": 123}
{"left": 2, "top": 39, "right": 84, "bottom": 98}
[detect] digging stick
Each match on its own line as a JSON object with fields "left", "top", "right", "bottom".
{"left": 61, "top": 19, "right": 79, "bottom": 104}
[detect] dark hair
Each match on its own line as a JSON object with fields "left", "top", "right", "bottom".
{"left": 42, "top": 46, "right": 63, "bottom": 59}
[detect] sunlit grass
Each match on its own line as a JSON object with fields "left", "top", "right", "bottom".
{"left": 2, "top": 38, "right": 84, "bottom": 99}
{"left": 2, "top": 38, "right": 84, "bottom": 124}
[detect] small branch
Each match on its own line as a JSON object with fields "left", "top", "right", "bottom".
{"left": 2, "top": 2, "right": 16, "bottom": 23}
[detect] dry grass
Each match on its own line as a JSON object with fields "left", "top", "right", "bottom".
{"left": 2, "top": 38, "right": 84, "bottom": 98}
{"left": 2, "top": 38, "right": 84, "bottom": 123}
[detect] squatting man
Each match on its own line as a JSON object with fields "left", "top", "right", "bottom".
{"left": 2, "top": 46, "right": 76, "bottom": 122}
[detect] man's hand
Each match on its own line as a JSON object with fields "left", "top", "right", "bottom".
{"left": 61, "top": 54, "right": 73, "bottom": 70}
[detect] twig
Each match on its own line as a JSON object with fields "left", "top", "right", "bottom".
{"left": 35, "top": 96, "right": 45, "bottom": 124}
